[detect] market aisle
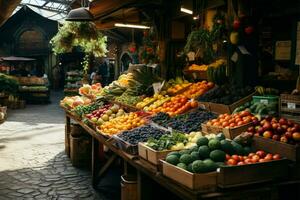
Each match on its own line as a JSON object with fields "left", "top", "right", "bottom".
{"left": 0, "top": 91, "right": 105, "bottom": 200}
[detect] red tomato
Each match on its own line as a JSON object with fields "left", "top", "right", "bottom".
{"left": 273, "top": 154, "right": 281, "bottom": 160}
{"left": 240, "top": 110, "right": 251, "bottom": 117}
{"left": 227, "top": 159, "right": 237, "bottom": 166}
{"left": 259, "top": 158, "right": 266, "bottom": 163}
{"left": 229, "top": 123, "right": 236, "bottom": 127}
{"left": 224, "top": 116, "right": 231, "bottom": 121}
{"left": 238, "top": 156, "right": 244, "bottom": 161}
{"left": 231, "top": 155, "right": 240, "bottom": 162}
{"left": 251, "top": 155, "right": 260, "bottom": 163}
{"left": 237, "top": 161, "right": 245, "bottom": 165}
{"left": 264, "top": 154, "right": 273, "bottom": 161}
{"left": 237, "top": 121, "right": 244, "bottom": 126}
{"left": 222, "top": 121, "right": 229, "bottom": 127}
{"left": 219, "top": 114, "right": 224, "bottom": 119}
{"left": 244, "top": 158, "right": 252, "bottom": 164}
{"left": 248, "top": 153, "right": 255, "bottom": 157}
{"left": 243, "top": 156, "right": 248, "bottom": 160}
{"left": 212, "top": 119, "right": 218, "bottom": 123}
{"left": 235, "top": 118, "right": 242, "bottom": 123}
{"left": 226, "top": 154, "right": 231, "bottom": 160}
{"left": 256, "top": 150, "right": 266, "bottom": 158}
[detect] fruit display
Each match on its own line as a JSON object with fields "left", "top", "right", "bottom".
{"left": 79, "top": 83, "right": 102, "bottom": 99}
{"left": 206, "top": 59, "right": 227, "bottom": 85}
{"left": 185, "top": 64, "right": 208, "bottom": 72}
{"left": 146, "top": 131, "right": 203, "bottom": 151}
{"left": 115, "top": 92, "right": 144, "bottom": 106}
{"left": 197, "top": 85, "right": 254, "bottom": 105}
{"left": 151, "top": 108, "right": 217, "bottom": 133}
{"left": 142, "top": 95, "right": 171, "bottom": 111}
{"left": 247, "top": 116, "right": 300, "bottom": 144}
{"left": 151, "top": 95, "right": 198, "bottom": 116}
{"left": 225, "top": 150, "right": 281, "bottom": 166}
{"left": 166, "top": 83, "right": 192, "bottom": 96}
{"left": 60, "top": 96, "right": 92, "bottom": 109}
{"left": 206, "top": 111, "right": 257, "bottom": 128}
{"left": 98, "top": 112, "right": 148, "bottom": 135}
{"left": 117, "top": 125, "right": 170, "bottom": 145}
{"left": 85, "top": 104, "right": 127, "bottom": 125}
{"left": 181, "top": 81, "right": 215, "bottom": 99}
{"left": 73, "top": 101, "right": 105, "bottom": 117}
{"left": 163, "top": 77, "right": 189, "bottom": 91}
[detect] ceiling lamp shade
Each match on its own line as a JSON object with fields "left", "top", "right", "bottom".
{"left": 65, "top": 7, "right": 94, "bottom": 21}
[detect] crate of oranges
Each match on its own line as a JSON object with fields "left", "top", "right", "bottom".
{"left": 96, "top": 111, "right": 150, "bottom": 136}
{"left": 151, "top": 95, "right": 199, "bottom": 117}
{"left": 181, "top": 81, "right": 215, "bottom": 99}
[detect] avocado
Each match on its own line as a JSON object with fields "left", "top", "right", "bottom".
{"left": 198, "top": 145, "right": 210, "bottom": 159}
{"left": 220, "top": 140, "right": 234, "bottom": 154}
{"left": 190, "top": 151, "right": 200, "bottom": 161}
{"left": 192, "top": 160, "right": 208, "bottom": 173}
{"left": 167, "top": 152, "right": 181, "bottom": 158}
{"left": 208, "top": 139, "right": 221, "bottom": 151}
{"left": 203, "top": 159, "right": 218, "bottom": 172}
{"left": 166, "top": 155, "right": 179, "bottom": 165}
{"left": 196, "top": 137, "right": 209, "bottom": 146}
{"left": 210, "top": 150, "right": 226, "bottom": 162}
{"left": 179, "top": 154, "right": 194, "bottom": 165}
{"left": 177, "top": 163, "right": 187, "bottom": 170}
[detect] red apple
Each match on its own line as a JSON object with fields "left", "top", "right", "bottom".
{"left": 263, "top": 131, "right": 272, "bottom": 138}
{"left": 256, "top": 150, "right": 266, "bottom": 158}
{"left": 293, "top": 124, "right": 300, "bottom": 132}
{"left": 254, "top": 133, "right": 260, "bottom": 136}
{"left": 285, "top": 131, "right": 293, "bottom": 139}
{"left": 281, "top": 125, "right": 288, "bottom": 131}
{"left": 271, "top": 117, "right": 278, "bottom": 123}
{"left": 280, "top": 136, "right": 288, "bottom": 143}
{"left": 247, "top": 126, "right": 255, "bottom": 133}
{"left": 272, "top": 135, "right": 280, "bottom": 141}
{"left": 292, "top": 132, "right": 300, "bottom": 141}
{"left": 263, "top": 122, "right": 272, "bottom": 130}
{"left": 277, "top": 127, "right": 283, "bottom": 134}
{"left": 279, "top": 118, "right": 287, "bottom": 125}
{"left": 272, "top": 123, "right": 279, "bottom": 130}
{"left": 287, "top": 120, "right": 294, "bottom": 127}
{"left": 258, "top": 127, "right": 264, "bottom": 134}
{"left": 273, "top": 154, "right": 281, "bottom": 160}
{"left": 233, "top": 19, "right": 241, "bottom": 30}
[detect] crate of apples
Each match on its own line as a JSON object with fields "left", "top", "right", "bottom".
{"left": 248, "top": 116, "right": 300, "bottom": 144}
{"left": 85, "top": 104, "right": 126, "bottom": 126}
{"left": 181, "top": 81, "right": 215, "bottom": 99}
{"left": 151, "top": 95, "right": 198, "bottom": 116}
{"left": 97, "top": 112, "right": 147, "bottom": 136}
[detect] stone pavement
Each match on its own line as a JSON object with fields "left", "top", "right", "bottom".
{"left": 0, "top": 91, "right": 107, "bottom": 200}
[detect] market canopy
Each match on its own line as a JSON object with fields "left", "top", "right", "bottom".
{"left": 0, "top": 56, "right": 36, "bottom": 61}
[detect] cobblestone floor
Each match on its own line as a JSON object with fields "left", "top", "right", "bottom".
{"left": 0, "top": 91, "right": 106, "bottom": 200}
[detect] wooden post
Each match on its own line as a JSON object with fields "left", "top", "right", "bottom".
{"left": 92, "top": 137, "right": 100, "bottom": 188}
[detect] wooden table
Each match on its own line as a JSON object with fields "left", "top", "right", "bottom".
{"left": 64, "top": 110, "right": 300, "bottom": 200}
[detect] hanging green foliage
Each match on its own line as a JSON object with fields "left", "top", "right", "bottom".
{"left": 0, "top": 74, "right": 19, "bottom": 95}
{"left": 50, "top": 22, "right": 107, "bottom": 57}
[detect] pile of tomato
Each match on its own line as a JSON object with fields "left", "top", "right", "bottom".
{"left": 206, "top": 111, "right": 257, "bottom": 128}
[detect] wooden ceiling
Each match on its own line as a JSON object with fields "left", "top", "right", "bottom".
{"left": 0, "top": 0, "right": 21, "bottom": 26}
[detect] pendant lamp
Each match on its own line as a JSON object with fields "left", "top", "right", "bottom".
{"left": 65, "top": 7, "right": 93, "bottom": 21}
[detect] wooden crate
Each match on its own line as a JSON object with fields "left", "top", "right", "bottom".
{"left": 183, "top": 70, "right": 208, "bottom": 80}
{"left": 161, "top": 160, "right": 217, "bottom": 191}
{"left": 280, "top": 94, "right": 300, "bottom": 124}
{"left": 252, "top": 136, "right": 300, "bottom": 162}
{"left": 217, "top": 159, "right": 289, "bottom": 188}
{"left": 197, "top": 101, "right": 210, "bottom": 111}
{"left": 138, "top": 143, "right": 175, "bottom": 165}
{"left": 209, "top": 92, "right": 256, "bottom": 114}
{"left": 201, "top": 122, "right": 253, "bottom": 139}
{"left": 113, "top": 135, "right": 138, "bottom": 155}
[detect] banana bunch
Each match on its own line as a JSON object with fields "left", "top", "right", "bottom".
{"left": 117, "top": 73, "right": 134, "bottom": 87}
{"left": 255, "top": 86, "right": 279, "bottom": 96}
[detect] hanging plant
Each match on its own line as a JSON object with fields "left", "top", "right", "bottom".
{"left": 50, "top": 22, "right": 108, "bottom": 73}
{"left": 139, "top": 30, "right": 159, "bottom": 64}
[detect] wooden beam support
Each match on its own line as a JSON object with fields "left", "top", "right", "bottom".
{"left": 0, "top": 0, "right": 21, "bottom": 26}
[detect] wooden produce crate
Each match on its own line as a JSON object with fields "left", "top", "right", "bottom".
{"left": 197, "top": 101, "right": 210, "bottom": 111}
{"left": 202, "top": 122, "right": 253, "bottom": 139}
{"left": 217, "top": 159, "right": 289, "bottom": 188}
{"left": 252, "top": 136, "right": 300, "bottom": 162}
{"left": 183, "top": 70, "right": 208, "bottom": 80}
{"left": 280, "top": 94, "right": 300, "bottom": 124}
{"left": 161, "top": 160, "right": 217, "bottom": 191}
{"left": 138, "top": 143, "right": 175, "bottom": 165}
{"left": 113, "top": 134, "right": 139, "bottom": 155}
{"left": 209, "top": 92, "right": 257, "bottom": 114}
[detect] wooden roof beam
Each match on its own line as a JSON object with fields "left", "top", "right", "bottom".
{"left": 0, "top": 0, "right": 22, "bottom": 26}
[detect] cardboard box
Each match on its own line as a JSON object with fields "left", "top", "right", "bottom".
{"left": 252, "top": 136, "right": 300, "bottom": 162}
{"left": 161, "top": 160, "right": 217, "bottom": 191}
{"left": 217, "top": 159, "right": 289, "bottom": 188}
{"left": 138, "top": 143, "right": 175, "bottom": 165}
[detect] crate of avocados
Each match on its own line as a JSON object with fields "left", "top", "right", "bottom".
{"left": 217, "top": 159, "right": 289, "bottom": 188}
{"left": 161, "top": 160, "right": 217, "bottom": 191}
{"left": 280, "top": 94, "right": 300, "bottom": 124}
{"left": 138, "top": 143, "right": 175, "bottom": 165}
{"left": 209, "top": 92, "right": 257, "bottom": 114}
{"left": 202, "top": 122, "right": 253, "bottom": 139}
{"left": 252, "top": 136, "right": 300, "bottom": 162}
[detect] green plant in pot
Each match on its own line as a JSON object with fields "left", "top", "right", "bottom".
{"left": 50, "top": 22, "right": 107, "bottom": 77}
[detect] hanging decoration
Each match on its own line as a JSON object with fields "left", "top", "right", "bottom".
{"left": 139, "top": 30, "right": 159, "bottom": 64}
{"left": 50, "top": 22, "right": 108, "bottom": 74}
